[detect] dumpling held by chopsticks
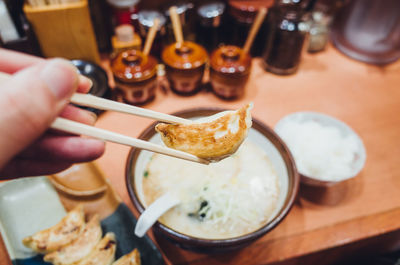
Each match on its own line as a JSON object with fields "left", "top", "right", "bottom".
{"left": 155, "top": 103, "right": 253, "bottom": 162}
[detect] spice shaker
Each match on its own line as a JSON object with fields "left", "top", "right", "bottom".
{"left": 262, "top": 2, "right": 312, "bottom": 75}
{"left": 133, "top": 10, "right": 166, "bottom": 58}
{"left": 111, "top": 49, "right": 158, "bottom": 105}
{"left": 196, "top": 2, "right": 227, "bottom": 52}
{"left": 210, "top": 45, "right": 251, "bottom": 99}
{"left": 162, "top": 41, "right": 208, "bottom": 95}
{"left": 308, "top": 11, "right": 332, "bottom": 53}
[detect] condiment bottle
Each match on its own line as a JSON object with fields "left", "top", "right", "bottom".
{"left": 107, "top": 0, "right": 139, "bottom": 26}
{"left": 262, "top": 3, "right": 311, "bottom": 75}
{"left": 111, "top": 49, "right": 158, "bottom": 105}
{"left": 227, "top": 0, "right": 273, "bottom": 57}
{"left": 210, "top": 45, "right": 251, "bottom": 99}
{"left": 164, "top": 2, "right": 196, "bottom": 44}
{"left": 161, "top": 41, "right": 208, "bottom": 95}
{"left": 308, "top": 11, "right": 331, "bottom": 53}
{"left": 196, "top": 2, "right": 227, "bottom": 52}
{"left": 111, "top": 24, "right": 142, "bottom": 54}
{"left": 133, "top": 10, "right": 166, "bottom": 59}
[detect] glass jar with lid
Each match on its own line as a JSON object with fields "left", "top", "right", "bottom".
{"left": 111, "top": 49, "right": 158, "bottom": 105}
{"left": 132, "top": 10, "right": 166, "bottom": 59}
{"left": 227, "top": 0, "right": 273, "bottom": 57}
{"left": 164, "top": 2, "right": 196, "bottom": 44}
{"left": 262, "top": 4, "right": 311, "bottom": 75}
{"left": 210, "top": 45, "right": 251, "bottom": 99}
{"left": 196, "top": 2, "right": 227, "bottom": 52}
{"left": 162, "top": 41, "right": 208, "bottom": 95}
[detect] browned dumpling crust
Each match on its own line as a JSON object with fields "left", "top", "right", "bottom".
{"left": 43, "top": 215, "right": 102, "bottom": 265}
{"left": 155, "top": 103, "right": 252, "bottom": 162}
{"left": 74, "top": 232, "right": 116, "bottom": 265}
{"left": 22, "top": 204, "right": 85, "bottom": 253}
{"left": 112, "top": 248, "right": 141, "bottom": 265}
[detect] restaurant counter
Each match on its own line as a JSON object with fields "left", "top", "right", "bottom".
{"left": 1, "top": 44, "right": 400, "bottom": 264}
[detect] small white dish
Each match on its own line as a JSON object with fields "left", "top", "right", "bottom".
{"left": 275, "top": 111, "right": 367, "bottom": 187}
{"left": 0, "top": 177, "right": 66, "bottom": 260}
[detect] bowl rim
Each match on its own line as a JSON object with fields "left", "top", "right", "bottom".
{"left": 125, "top": 107, "right": 299, "bottom": 247}
{"left": 275, "top": 111, "right": 367, "bottom": 185}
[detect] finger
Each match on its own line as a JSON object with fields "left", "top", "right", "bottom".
{"left": 0, "top": 58, "right": 78, "bottom": 168}
{"left": 47, "top": 105, "right": 97, "bottom": 137}
{"left": 60, "top": 105, "right": 97, "bottom": 125}
{"left": 0, "top": 48, "right": 43, "bottom": 73}
{"left": 0, "top": 159, "right": 72, "bottom": 179}
{"left": 77, "top": 75, "right": 93, "bottom": 93}
{"left": 0, "top": 49, "right": 92, "bottom": 93}
{"left": 19, "top": 135, "right": 105, "bottom": 163}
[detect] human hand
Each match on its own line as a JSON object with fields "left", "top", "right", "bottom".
{"left": 0, "top": 49, "right": 105, "bottom": 179}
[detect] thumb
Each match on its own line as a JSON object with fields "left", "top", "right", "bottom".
{"left": 0, "top": 58, "right": 78, "bottom": 167}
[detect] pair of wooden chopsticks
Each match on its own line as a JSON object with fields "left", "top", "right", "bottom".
{"left": 0, "top": 72, "right": 208, "bottom": 165}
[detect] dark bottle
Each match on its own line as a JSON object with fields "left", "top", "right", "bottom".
{"left": 132, "top": 10, "right": 167, "bottom": 59}
{"left": 164, "top": 2, "right": 196, "bottom": 44}
{"left": 196, "top": 2, "right": 227, "bottom": 53}
{"left": 227, "top": 0, "right": 273, "bottom": 57}
{"left": 262, "top": 3, "right": 311, "bottom": 75}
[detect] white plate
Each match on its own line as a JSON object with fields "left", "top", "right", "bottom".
{"left": 0, "top": 177, "right": 66, "bottom": 260}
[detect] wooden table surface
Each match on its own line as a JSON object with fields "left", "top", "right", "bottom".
{"left": 1, "top": 44, "right": 400, "bottom": 264}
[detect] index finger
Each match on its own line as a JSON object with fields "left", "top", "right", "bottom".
{"left": 0, "top": 49, "right": 92, "bottom": 93}
{"left": 0, "top": 48, "right": 44, "bottom": 74}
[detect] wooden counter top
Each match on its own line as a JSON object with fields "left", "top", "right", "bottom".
{"left": 1, "top": 44, "right": 400, "bottom": 264}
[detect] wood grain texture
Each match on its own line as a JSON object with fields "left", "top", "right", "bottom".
{"left": 23, "top": 1, "right": 100, "bottom": 63}
{"left": 1, "top": 44, "right": 400, "bottom": 264}
{"left": 93, "top": 44, "right": 400, "bottom": 265}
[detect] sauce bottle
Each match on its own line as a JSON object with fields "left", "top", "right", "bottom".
{"left": 227, "top": 0, "right": 273, "bottom": 57}
{"left": 164, "top": 2, "right": 196, "bottom": 44}
{"left": 161, "top": 41, "right": 208, "bottom": 95}
{"left": 262, "top": 3, "right": 311, "bottom": 75}
{"left": 210, "top": 45, "right": 251, "bottom": 99}
{"left": 133, "top": 10, "right": 166, "bottom": 59}
{"left": 196, "top": 2, "right": 227, "bottom": 53}
{"left": 111, "top": 49, "right": 158, "bottom": 105}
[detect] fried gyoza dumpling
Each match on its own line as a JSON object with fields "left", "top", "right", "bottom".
{"left": 75, "top": 232, "right": 116, "bottom": 265}
{"left": 112, "top": 248, "right": 140, "bottom": 265}
{"left": 155, "top": 103, "right": 253, "bottom": 162}
{"left": 22, "top": 204, "right": 85, "bottom": 253}
{"left": 43, "top": 215, "right": 102, "bottom": 265}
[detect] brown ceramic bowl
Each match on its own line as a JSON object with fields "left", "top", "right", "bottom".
{"left": 161, "top": 41, "right": 208, "bottom": 95}
{"left": 210, "top": 45, "right": 252, "bottom": 99}
{"left": 111, "top": 49, "right": 158, "bottom": 105}
{"left": 125, "top": 108, "right": 299, "bottom": 253}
